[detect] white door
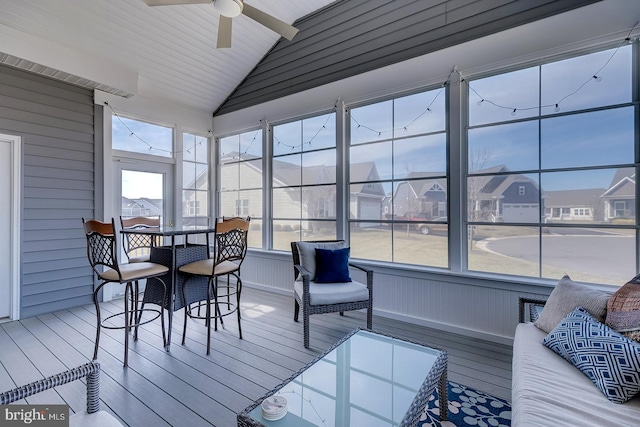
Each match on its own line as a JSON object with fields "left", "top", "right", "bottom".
{"left": 0, "top": 134, "right": 20, "bottom": 320}
{"left": 115, "top": 160, "right": 174, "bottom": 227}
{"left": 110, "top": 159, "right": 174, "bottom": 298}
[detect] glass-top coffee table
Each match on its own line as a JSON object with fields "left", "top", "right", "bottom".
{"left": 238, "top": 329, "right": 448, "bottom": 427}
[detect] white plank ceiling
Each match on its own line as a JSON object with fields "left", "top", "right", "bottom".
{"left": 0, "top": 0, "right": 335, "bottom": 114}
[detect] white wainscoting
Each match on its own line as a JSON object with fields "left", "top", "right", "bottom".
{"left": 240, "top": 250, "right": 556, "bottom": 345}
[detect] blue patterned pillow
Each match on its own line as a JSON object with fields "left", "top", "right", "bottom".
{"left": 542, "top": 306, "right": 640, "bottom": 404}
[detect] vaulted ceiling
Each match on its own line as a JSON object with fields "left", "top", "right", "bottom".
{"left": 0, "top": 0, "right": 334, "bottom": 114}
{"left": 1, "top": 0, "right": 635, "bottom": 123}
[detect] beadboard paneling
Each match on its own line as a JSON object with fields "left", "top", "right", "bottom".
{"left": 241, "top": 250, "right": 552, "bottom": 344}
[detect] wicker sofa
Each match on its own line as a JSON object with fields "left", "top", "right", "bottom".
{"left": 0, "top": 361, "right": 123, "bottom": 427}
{"left": 513, "top": 297, "right": 640, "bottom": 426}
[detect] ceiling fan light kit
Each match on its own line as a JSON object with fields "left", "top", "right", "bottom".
{"left": 214, "top": 0, "right": 242, "bottom": 17}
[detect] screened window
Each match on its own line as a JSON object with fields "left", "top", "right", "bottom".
{"left": 182, "top": 132, "right": 209, "bottom": 229}
{"left": 112, "top": 115, "right": 173, "bottom": 158}
{"left": 219, "top": 129, "right": 263, "bottom": 248}
{"left": 348, "top": 88, "right": 448, "bottom": 267}
{"left": 272, "top": 112, "right": 337, "bottom": 251}
{"left": 466, "top": 45, "right": 635, "bottom": 285}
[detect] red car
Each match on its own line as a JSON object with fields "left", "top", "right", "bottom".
{"left": 399, "top": 213, "right": 448, "bottom": 235}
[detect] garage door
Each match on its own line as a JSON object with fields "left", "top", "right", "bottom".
{"left": 359, "top": 199, "right": 381, "bottom": 227}
{"left": 503, "top": 204, "right": 539, "bottom": 223}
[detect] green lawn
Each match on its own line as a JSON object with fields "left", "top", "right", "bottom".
{"left": 271, "top": 227, "right": 620, "bottom": 286}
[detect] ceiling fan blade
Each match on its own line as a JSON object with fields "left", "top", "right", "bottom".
{"left": 217, "top": 15, "right": 233, "bottom": 48}
{"left": 144, "top": 0, "right": 210, "bottom": 6}
{"left": 241, "top": 3, "right": 299, "bottom": 41}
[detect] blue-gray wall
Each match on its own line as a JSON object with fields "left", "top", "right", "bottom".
{"left": 0, "top": 64, "right": 96, "bottom": 318}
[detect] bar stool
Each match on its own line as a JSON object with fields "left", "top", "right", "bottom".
{"left": 120, "top": 216, "right": 161, "bottom": 263}
{"left": 82, "top": 218, "right": 169, "bottom": 367}
{"left": 179, "top": 217, "right": 250, "bottom": 354}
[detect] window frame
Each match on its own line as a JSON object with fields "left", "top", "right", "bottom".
{"left": 463, "top": 42, "right": 638, "bottom": 283}
{"left": 270, "top": 109, "right": 339, "bottom": 250}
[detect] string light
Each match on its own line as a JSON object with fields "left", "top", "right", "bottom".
{"left": 110, "top": 21, "right": 638, "bottom": 158}
{"left": 347, "top": 71, "right": 451, "bottom": 137}
{"left": 105, "top": 101, "right": 211, "bottom": 155}
{"left": 272, "top": 111, "right": 335, "bottom": 151}
{"left": 467, "top": 20, "right": 638, "bottom": 114}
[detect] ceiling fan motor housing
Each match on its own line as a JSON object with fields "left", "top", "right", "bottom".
{"left": 215, "top": 0, "right": 243, "bottom": 17}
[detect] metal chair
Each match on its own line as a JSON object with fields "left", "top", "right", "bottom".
{"left": 120, "top": 216, "right": 161, "bottom": 263}
{"left": 179, "top": 217, "right": 250, "bottom": 354}
{"left": 82, "top": 218, "right": 169, "bottom": 367}
{"left": 291, "top": 240, "right": 373, "bottom": 348}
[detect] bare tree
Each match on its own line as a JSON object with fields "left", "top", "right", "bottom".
{"left": 467, "top": 148, "right": 493, "bottom": 249}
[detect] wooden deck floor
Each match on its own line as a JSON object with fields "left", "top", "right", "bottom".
{"left": 0, "top": 287, "right": 512, "bottom": 426}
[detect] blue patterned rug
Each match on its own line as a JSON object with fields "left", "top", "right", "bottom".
{"left": 418, "top": 382, "right": 511, "bottom": 427}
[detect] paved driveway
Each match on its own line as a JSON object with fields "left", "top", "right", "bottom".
{"left": 484, "top": 230, "right": 635, "bottom": 283}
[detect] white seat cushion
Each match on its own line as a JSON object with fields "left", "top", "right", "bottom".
{"left": 100, "top": 262, "right": 168, "bottom": 282}
{"left": 179, "top": 259, "right": 239, "bottom": 276}
{"left": 70, "top": 410, "right": 123, "bottom": 427}
{"left": 294, "top": 280, "right": 369, "bottom": 305}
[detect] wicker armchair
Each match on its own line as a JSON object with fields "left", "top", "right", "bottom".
{"left": 291, "top": 240, "right": 373, "bottom": 348}
{"left": 0, "top": 361, "right": 123, "bottom": 427}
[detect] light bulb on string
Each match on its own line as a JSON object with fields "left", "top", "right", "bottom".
{"left": 593, "top": 75, "right": 603, "bottom": 82}
{"left": 554, "top": 104, "right": 560, "bottom": 112}
{"left": 477, "top": 99, "right": 484, "bottom": 106}
{"left": 511, "top": 109, "right": 517, "bottom": 116}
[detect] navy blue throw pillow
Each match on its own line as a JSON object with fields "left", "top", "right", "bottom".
{"left": 314, "top": 247, "right": 352, "bottom": 283}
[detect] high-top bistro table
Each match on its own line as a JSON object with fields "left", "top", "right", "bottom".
{"left": 121, "top": 225, "right": 215, "bottom": 349}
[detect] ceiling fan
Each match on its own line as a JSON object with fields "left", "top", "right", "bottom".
{"left": 143, "top": 0, "right": 299, "bottom": 48}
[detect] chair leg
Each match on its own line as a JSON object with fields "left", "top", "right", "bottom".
{"left": 303, "top": 309, "right": 310, "bottom": 349}
{"left": 133, "top": 281, "right": 140, "bottom": 342}
{"left": 206, "top": 284, "right": 212, "bottom": 356}
{"left": 367, "top": 303, "right": 373, "bottom": 330}
{"left": 210, "top": 278, "right": 223, "bottom": 330}
{"left": 123, "top": 282, "right": 132, "bottom": 367}
{"left": 294, "top": 300, "right": 300, "bottom": 322}
{"left": 214, "top": 277, "right": 225, "bottom": 328}
{"left": 236, "top": 276, "right": 242, "bottom": 340}
{"left": 92, "top": 285, "right": 104, "bottom": 361}
{"left": 181, "top": 276, "right": 191, "bottom": 345}
{"left": 159, "top": 278, "right": 167, "bottom": 348}
{"left": 182, "top": 305, "right": 189, "bottom": 345}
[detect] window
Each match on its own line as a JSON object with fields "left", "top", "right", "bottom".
{"left": 272, "top": 112, "right": 337, "bottom": 250}
{"left": 112, "top": 115, "right": 173, "bottom": 158}
{"left": 182, "top": 132, "right": 209, "bottom": 229}
{"left": 466, "top": 45, "right": 635, "bottom": 285}
{"left": 236, "top": 199, "right": 249, "bottom": 216}
{"left": 219, "top": 129, "right": 263, "bottom": 248}
{"left": 348, "top": 88, "right": 448, "bottom": 267}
